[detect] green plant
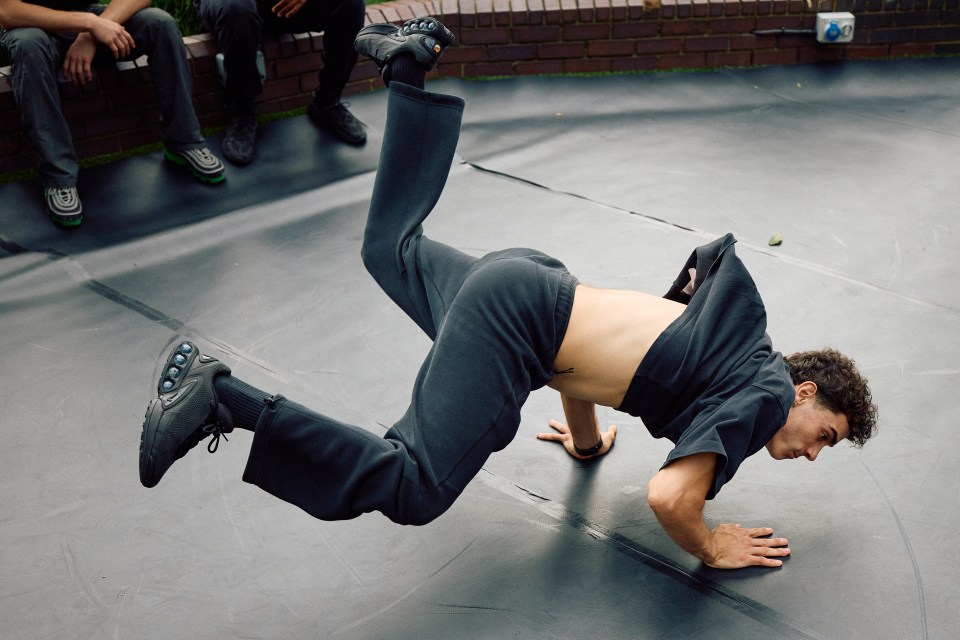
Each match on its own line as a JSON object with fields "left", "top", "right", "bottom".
{"left": 152, "top": 0, "right": 202, "bottom": 37}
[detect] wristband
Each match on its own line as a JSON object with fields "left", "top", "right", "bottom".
{"left": 574, "top": 438, "right": 604, "bottom": 457}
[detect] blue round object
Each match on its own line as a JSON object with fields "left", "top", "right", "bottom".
{"left": 825, "top": 21, "right": 841, "bottom": 42}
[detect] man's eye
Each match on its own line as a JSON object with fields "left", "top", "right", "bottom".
{"left": 819, "top": 433, "right": 827, "bottom": 441}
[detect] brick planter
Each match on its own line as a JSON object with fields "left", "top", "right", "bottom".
{"left": 2, "top": 0, "right": 959, "bottom": 174}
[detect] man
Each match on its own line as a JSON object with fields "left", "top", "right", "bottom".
{"left": 0, "top": 0, "right": 225, "bottom": 227}
{"left": 138, "top": 18, "right": 878, "bottom": 569}
{"left": 195, "top": 0, "right": 367, "bottom": 166}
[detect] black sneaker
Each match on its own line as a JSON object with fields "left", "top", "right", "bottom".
{"left": 222, "top": 114, "right": 258, "bottom": 165}
{"left": 164, "top": 147, "right": 226, "bottom": 184}
{"left": 43, "top": 186, "right": 83, "bottom": 227}
{"left": 355, "top": 17, "right": 455, "bottom": 73}
{"left": 307, "top": 100, "right": 367, "bottom": 145}
{"left": 140, "top": 341, "right": 233, "bottom": 488}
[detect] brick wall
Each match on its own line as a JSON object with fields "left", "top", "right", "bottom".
{"left": 2, "top": 0, "right": 959, "bottom": 174}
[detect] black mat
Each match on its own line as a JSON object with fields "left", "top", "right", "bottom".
{"left": 1, "top": 57, "right": 957, "bottom": 640}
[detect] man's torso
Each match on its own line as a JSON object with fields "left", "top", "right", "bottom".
{"left": 547, "top": 285, "right": 685, "bottom": 408}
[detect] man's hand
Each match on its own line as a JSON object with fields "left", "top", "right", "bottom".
{"left": 536, "top": 419, "right": 617, "bottom": 460}
{"left": 63, "top": 33, "right": 98, "bottom": 84}
{"left": 681, "top": 267, "right": 696, "bottom": 296}
{"left": 702, "top": 523, "right": 790, "bottom": 569}
{"left": 271, "top": 0, "right": 307, "bottom": 18}
{"left": 87, "top": 14, "right": 134, "bottom": 58}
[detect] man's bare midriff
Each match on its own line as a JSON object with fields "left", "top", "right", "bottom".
{"left": 547, "top": 285, "right": 686, "bottom": 408}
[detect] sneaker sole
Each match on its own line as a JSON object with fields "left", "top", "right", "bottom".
{"left": 140, "top": 398, "right": 165, "bottom": 488}
{"left": 139, "top": 339, "right": 205, "bottom": 488}
{"left": 164, "top": 150, "right": 226, "bottom": 185}
{"left": 48, "top": 211, "right": 83, "bottom": 227}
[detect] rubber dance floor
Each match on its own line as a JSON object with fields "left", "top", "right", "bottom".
{"left": 1, "top": 57, "right": 958, "bottom": 639}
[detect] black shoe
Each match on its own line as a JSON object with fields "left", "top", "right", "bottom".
{"left": 140, "top": 341, "right": 233, "bottom": 488}
{"left": 222, "top": 114, "right": 258, "bottom": 165}
{"left": 307, "top": 100, "right": 367, "bottom": 145}
{"left": 164, "top": 147, "right": 226, "bottom": 184}
{"left": 43, "top": 186, "right": 83, "bottom": 227}
{"left": 355, "top": 17, "right": 455, "bottom": 73}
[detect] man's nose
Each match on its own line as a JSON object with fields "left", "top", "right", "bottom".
{"left": 804, "top": 445, "right": 823, "bottom": 461}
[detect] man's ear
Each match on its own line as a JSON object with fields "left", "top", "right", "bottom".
{"left": 795, "top": 380, "right": 818, "bottom": 403}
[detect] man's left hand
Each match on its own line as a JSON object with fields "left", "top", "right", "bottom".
{"left": 536, "top": 420, "right": 617, "bottom": 460}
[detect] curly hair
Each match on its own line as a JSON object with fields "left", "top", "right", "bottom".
{"left": 784, "top": 348, "right": 878, "bottom": 447}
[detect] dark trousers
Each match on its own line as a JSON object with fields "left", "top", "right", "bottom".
{"left": 195, "top": 0, "right": 365, "bottom": 104}
{"left": 242, "top": 83, "right": 578, "bottom": 525}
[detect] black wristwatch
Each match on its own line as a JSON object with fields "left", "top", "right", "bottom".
{"left": 574, "top": 438, "right": 604, "bottom": 457}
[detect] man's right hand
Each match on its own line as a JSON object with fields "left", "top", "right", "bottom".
{"left": 702, "top": 523, "right": 790, "bottom": 569}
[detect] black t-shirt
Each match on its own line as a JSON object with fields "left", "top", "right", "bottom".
{"left": 617, "top": 234, "right": 795, "bottom": 499}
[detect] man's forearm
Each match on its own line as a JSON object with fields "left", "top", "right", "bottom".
{"left": 560, "top": 394, "right": 600, "bottom": 449}
{"left": 646, "top": 452, "right": 717, "bottom": 563}
{"left": 649, "top": 497, "right": 713, "bottom": 562}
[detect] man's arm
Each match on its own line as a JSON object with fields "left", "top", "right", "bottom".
{"left": 536, "top": 394, "right": 617, "bottom": 459}
{"left": 0, "top": 0, "right": 142, "bottom": 39}
{"left": 62, "top": 0, "right": 149, "bottom": 84}
{"left": 0, "top": 0, "right": 143, "bottom": 84}
{"left": 647, "top": 452, "right": 790, "bottom": 569}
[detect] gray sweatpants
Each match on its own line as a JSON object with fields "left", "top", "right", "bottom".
{"left": 0, "top": 7, "right": 204, "bottom": 187}
{"left": 242, "top": 83, "right": 579, "bottom": 525}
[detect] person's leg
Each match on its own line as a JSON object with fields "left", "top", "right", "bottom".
{"left": 197, "top": 0, "right": 263, "bottom": 103}
{"left": 277, "top": 0, "right": 364, "bottom": 105}
{"left": 269, "top": 0, "right": 366, "bottom": 144}
{"left": 273, "top": 0, "right": 367, "bottom": 145}
{"left": 0, "top": 27, "right": 84, "bottom": 225}
{"left": 242, "top": 252, "right": 576, "bottom": 524}
{"left": 0, "top": 28, "right": 75, "bottom": 187}
{"left": 121, "top": 8, "right": 225, "bottom": 183}
{"left": 360, "top": 82, "right": 477, "bottom": 338}
{"left": 123, "top": 8, "right": 203, "bottom": 150}
{"left": 195, "top": 0, "right": 263, "bottom": 164}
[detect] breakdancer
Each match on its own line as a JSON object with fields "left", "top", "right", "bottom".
{"left": 139, "top": 17, "right": 877, "bottom": 570}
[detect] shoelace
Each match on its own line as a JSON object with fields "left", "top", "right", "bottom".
{"left": 188, "top": 148, "right": 216, "bottom": 162}
{"left": 48, "top": 188, "right": 78, "bottom": 205}
{"left": 175, "top": 415, "right": 229, "bottom": 458}
{"left": 203, "top": 422, "right": 229, "bottom": 453}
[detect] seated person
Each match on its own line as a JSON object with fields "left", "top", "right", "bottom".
{"left": 137, "top": 18, "right": 878, "bottom": 570}
{"left": 0, "top": 0, "right": 225, "bottom": 227}
{"left": 194, "top": 0, "right": 367, "bottom": 165}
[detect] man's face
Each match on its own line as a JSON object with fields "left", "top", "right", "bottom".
{"left": 766, "top": 382, "right": 850, "bottom": 461}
